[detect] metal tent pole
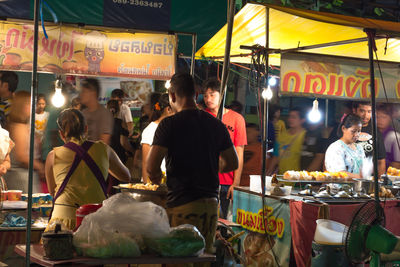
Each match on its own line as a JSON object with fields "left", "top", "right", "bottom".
{"left": 261, "top": 7, "right": 270, "bottom": 196}
{"left": 365, "top": 28, "right": 380, "bottom": 203}
{"left": 217, "top": 0, "right": 235, "bottom": 120}
{"left": 190, "top": 33, "right": 197, "bottom": 77}
{"left": 325, "top": 99, "right": 329, "bottom": 127}
{"left": 26, "top": 0, "right": 40, "bottom": 265}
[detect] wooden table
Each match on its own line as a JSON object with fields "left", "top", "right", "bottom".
{"left": 15, "top": 244, "right": 216, "bottom": 267}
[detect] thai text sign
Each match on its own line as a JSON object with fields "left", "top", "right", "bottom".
{"left": 233, "top": 189, "right": 291, "bottom": 267}
{"left": 281, "top": 52, "right": 400, "bottom": 100}
{"left": 0, "top": 22, "right": 176, "bottom": 79}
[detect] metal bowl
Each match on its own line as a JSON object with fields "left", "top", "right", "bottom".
{"left": 353, "top": 179, "right": 380, "bottom": 194}
{"left": 114, "top": 185, "right": 167, "bottom": 208}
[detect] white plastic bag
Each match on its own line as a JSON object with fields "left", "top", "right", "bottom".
{"left": 73, "top": 193, "right": 170, "bottom": 257}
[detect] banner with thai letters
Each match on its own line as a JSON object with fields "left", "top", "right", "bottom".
{"left": 280, "top": 52, "right": 400, "bottom": 101}
{"left": 0, "top": 21, "right": 176, "bottom": 80}
{"left": 233, "top": 189, "right": 291, "bottom": 267}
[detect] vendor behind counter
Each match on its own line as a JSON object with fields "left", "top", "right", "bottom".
{"left": 44, "top": 108, "right": 130, "bottom": 231}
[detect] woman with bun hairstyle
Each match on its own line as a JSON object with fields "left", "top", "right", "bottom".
{"left": 325, "top": 114, "right": 366, "bottom": 178}
{"left": 141, "top": 93, "right": 173, "bottom": 183}
{"left": 45, "top": 108, "right": 130, "bottom": 231}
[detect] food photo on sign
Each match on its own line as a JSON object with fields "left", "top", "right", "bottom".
{"left": 120, "top": 80, "right": 154, "bottom": 108}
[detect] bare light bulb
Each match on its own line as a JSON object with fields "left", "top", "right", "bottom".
{"left": 165, "top": 80, "right": 171, "bottom": 89}
{"left": 262, "top": 86, "right": 273, "bottom": 100}
{"left": 268, "top": 76, "right": 277, "bottom": 87}
{"left": 308, "top": 99, "right": 321, "bottom": 123}
{"left": 51, "top": 80, "right": 65, "bottom": 108}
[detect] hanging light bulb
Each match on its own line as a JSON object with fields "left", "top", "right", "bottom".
{"left": 51, "top": 78, "right": 65, "bottom": 108}
{"left": 262, "top": 86, "right": 273, "bottom": 100}
{"left": 268, "top": 76, "right": 277, "bottom": 87}
{"left": 165, "top": 80, "right": 171, "bottom": 89}
{"left": 308, "top": 99, "right": 322, "bottom": 123}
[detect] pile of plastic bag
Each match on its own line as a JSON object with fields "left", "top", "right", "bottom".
{"left": 73, "top": 193, "right": 205, "bottom": 258}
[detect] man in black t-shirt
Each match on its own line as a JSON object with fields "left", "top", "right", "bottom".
{"left": 147, "top": 73, "right": 238, "bottom": 253}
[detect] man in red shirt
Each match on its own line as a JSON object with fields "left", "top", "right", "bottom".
{"left": 204, "top": 78, "right": 247, "bottom": 219}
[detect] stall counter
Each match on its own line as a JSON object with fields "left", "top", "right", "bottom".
{"left": 233, "top": 186, "right": 400, "bottom": 267}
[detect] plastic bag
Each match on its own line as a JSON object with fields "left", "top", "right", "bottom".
{"left": 73, "top": 193, "right": 170, "bottom": 258}
{"left": 150, "top": 224, "right": 205, "bottom": 257}
{"left": 76, "top": 230, "right": 141, "bottom": 258}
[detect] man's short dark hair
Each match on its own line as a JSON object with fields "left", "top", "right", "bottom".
{"left": 81, "top": 78, "right": 100, "bottom": 96}
{"left": 290, "top": 106, "right": 306, "bottom": 119}
{"left": 204, "top": 78, "right": 220, "bottom": 92}
{"left": 352, "top": 101, "right": 371, "bottom": 110}
{"left": 0, "top": 71, "right": 18, "bottom": 93}
{"left": 228, "top": 100, "right": 243, "bottom": 113}
{"left": 111, "top": 89, "right": 125, "bottom": 99}
{"left": 170, "top": 72, "right": 195, "bottom": 98}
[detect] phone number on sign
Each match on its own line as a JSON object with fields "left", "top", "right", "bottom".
{"left": 113, "top": 0, "right": 164, "bottom": 8}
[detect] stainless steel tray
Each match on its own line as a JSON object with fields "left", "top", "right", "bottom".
{"left": 277, "top": 177, "right": 355, "bottom": 184}
{"left": 113, "top": 185, "right": 167, "bottom": 196}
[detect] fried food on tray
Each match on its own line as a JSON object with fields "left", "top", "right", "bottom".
{"left": 282, "top": 170, "right": 349, "bottom": 181}
{"left": 370, "top": 186, "right": 395, "bottom": 198}
{"left": 120, "top": 183, "right": 159, "bottom": 191}
{"left": 387, "top": 166, "right": 400, "bottom": 176}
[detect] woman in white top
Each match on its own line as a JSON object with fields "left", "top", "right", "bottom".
{"left": 141, "top": 93, "right": 173, "bottom": 183}
{"left": 325, "top": 114, "right": 365, "bottom": 178}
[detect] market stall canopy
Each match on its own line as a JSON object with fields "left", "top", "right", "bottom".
{"left": 0, "top": 0, "right": 227, "bottom": 56}
{"left": 196, "top": 3, "right": 400, "bottom": 65}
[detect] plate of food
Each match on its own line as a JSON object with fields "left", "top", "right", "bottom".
{"left": 279, "top": 170, "right": 353, "bottom": 183}
{"left": 116, "top": 183, "right": 167, "bottom": 195}
{"left": 386, "top": 167, "right": 400, "bottom": 182}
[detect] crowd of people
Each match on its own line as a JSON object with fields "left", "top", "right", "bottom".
{"left": 1, "top": 69, "right": 400, "bottom": 252}
{"left": 263, "top": 101, "right": 400, "bottom": 180}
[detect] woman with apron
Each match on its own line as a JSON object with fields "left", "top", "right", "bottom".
{"left": 45, "top": 108, "right": 130, "bottom": 231}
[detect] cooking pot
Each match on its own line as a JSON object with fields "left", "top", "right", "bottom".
{"left": 354, "top": 179, "right": 379, "bottom": 194}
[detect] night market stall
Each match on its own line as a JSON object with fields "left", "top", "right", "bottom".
{"left": 0, "top": 0, "right": 225, "bottom": 265}
{"left": 197, "top": 3, "right": 400, "bottom": 266}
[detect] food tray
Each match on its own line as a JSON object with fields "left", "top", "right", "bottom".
{"left": 277, "top": 176, "right": 354, "bottom": 184}
{"left": 113, "top": 185, "right": 167, "bottom": 196}
{"left": 387, "top": 175, "right": 400, "bottom": 182}
{"left": 305, "top": 198, "right": 369, "bottom": 204}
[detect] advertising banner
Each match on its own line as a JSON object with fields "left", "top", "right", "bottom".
{"left": 103, "top": 0, "right": 170, "bottom": 31}
{"left": 281, "top": 52, "right": 400, "bottom": 101}
{"left": 0, "top": 22, "right": 176, "bottom": 80}
{"left": 233, "top": 190, "right": 291, "bottom": 267}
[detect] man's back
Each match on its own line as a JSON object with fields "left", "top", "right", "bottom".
{"left": 153, "top": 109, "right": 232, "bottom": 208}
{"left": 82, "top": 105, "right": 113, "bottom": 142}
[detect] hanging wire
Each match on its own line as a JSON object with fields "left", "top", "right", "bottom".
{"left": 249, "top": 45, "right": 282, "bottom": 267}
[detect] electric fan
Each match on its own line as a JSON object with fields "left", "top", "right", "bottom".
{"left": 344, "top": 200, "right": 400, "bottom": 267}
